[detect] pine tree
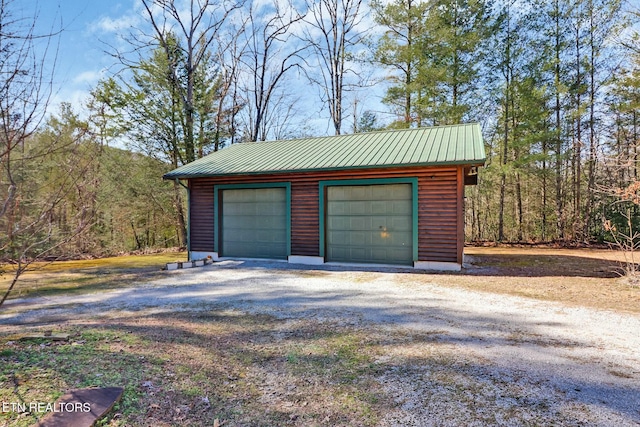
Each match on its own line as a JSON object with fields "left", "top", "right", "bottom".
{"left": 372, "top": 0, "right": 429, "bottom": 127}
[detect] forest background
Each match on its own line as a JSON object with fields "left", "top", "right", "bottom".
{"left": 2, "top": 0, "right": 640, "bottom": 270}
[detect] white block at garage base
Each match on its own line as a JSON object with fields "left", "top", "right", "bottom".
{"left": 288, "top": 256, "right": 325, "bottom": 265}
{"left": 414, "top": 261, "right": 461, "bottom": 271}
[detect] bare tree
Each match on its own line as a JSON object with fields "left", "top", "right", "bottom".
{"left": 259, "top": 89, "right": 302, "bottom": 140}
{"left": 103, "top": 0, "right": 243, "bottom": 247}
{"left": 239, "top": 0, "right": 307, "bottom": 142}
{"left": 1, "top": 0, "right": 53, "bottom": 219}
{"left": 303, "top": 0, "right": 366, "bottom": 135}
{"left": 0, "top": 0, "right": 99, "bottom": 306}
{"left": 212, "top": 23, "right": 247, "bottom": 149}
{"left": 0, "top": 0, "right": 72, "bottom": 307}
{"left": 139, "top": 0, "right": 242, "bottom": 162}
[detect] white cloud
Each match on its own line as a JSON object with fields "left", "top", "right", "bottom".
{"left": 48, "top": 86, "right": 91, "bottom": 115}
{"left": 73, "top": 69, "right": 106, "bottom": 85}
{"left": 91, "top": 14, "right": 142, "bottom": 34}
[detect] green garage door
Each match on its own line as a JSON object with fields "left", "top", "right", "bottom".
{"left": 221, "top": 188, "right": 287, "bottom": 259}
{"left": 326, "top": 184, "right": 413, "bottom": 265}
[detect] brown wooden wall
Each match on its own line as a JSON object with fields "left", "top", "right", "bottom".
{"left": 291, "top": 181, "right": 319, "bottom": 256}
{"left": 189, "top": 180, "right": 215, "bottom": 252}
{"left": 188, "top": 165, "right": 464, "bottom": 263}
{"left": 417, "top": 169, "right": 461, "bottom": 263}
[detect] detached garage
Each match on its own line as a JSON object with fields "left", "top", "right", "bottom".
{"left": 164, "top": 123, "right": 485, "bottom": 270}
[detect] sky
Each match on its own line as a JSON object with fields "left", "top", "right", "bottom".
{"left": 22, "top": 0, "right": 386, "bottom": 137}
{"left": 24, "top": 0, "right": 141, "bottom": 112}
{"left": 19, "top": 0, "right": 640, "bottom": 138}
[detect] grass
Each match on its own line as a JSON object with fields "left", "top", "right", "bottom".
{"left": 0, "top": 251, "right": 186, "bottom": 300}
{"left": 0, "top": 313, "right": 390, "bottom": 426}
{"left": 0, "top": 329, "right": 166, "bottom": 426}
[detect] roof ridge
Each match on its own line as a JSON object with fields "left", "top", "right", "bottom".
{"left": 230, "top": 123, "right": 480, "bottom": 146}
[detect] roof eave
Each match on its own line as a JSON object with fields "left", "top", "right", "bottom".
{"left": 162, "top": 158, "right": 487, "bottom": 180}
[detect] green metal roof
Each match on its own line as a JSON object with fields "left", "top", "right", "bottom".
{"left": 163, "top": 123, "right": 486, "bottom": 179}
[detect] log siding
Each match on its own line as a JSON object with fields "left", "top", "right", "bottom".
{"left": 290, "top": 181, "right": 319, "bottom": 256}
{"left": 417, "top": 169, "right": 459, "bottom": 263}
{"left": 188, "top": 165, "right": 463, "bottom": 264}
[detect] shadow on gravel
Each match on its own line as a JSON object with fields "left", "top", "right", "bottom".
{"left": 464, "top": 254, "right": 622, "bottom": 278}
{"left": 209, "top": 254, "right": 622, "bottom": 278}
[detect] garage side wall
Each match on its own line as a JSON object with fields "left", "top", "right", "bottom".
{"left": 189, "top": 180, "right": 215, "bottom": 252}
{"left": 418, "top": 168, "right": 460, "bottom": 263}
{"left": 188, "top": 166, "right": 463, "bottom": 264}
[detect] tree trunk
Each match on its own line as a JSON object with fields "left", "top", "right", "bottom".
{"left": 499, "top": 172, "right": 507, "bottom": 241}
{"left": 554, "top": 0, "right": 564, "bottom": 240}
{"left": 498, "top": 6, "right": 511, "bottom": 242}
{"left": 542, "top": 130, "right": 548, "bottom": 241}
{"left": 574, "top": 20, "right": 582, "bottom": 239}
{"left": 172, "top": 180, "right": 188, "bottom": 247}
{"left": 584, "top": 0, "right": 596, "bottom": 239}
{"left": 405, "top": 0, "right": 413, "bottom": 126}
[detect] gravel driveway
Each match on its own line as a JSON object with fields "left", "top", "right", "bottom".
{"left": 2, "top": 260, "right": 639, "bottom": 426}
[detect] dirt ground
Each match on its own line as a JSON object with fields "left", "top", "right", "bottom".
{"left": 461, "top": 246, "right": 640, "bottom": 314}
{"left": 1, "top": 247, "right": 639, "bottom": 426}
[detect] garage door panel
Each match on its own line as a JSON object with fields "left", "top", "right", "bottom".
{"left": 371, "top": 232, "right": 392, "bottom": 246}
{"left": 391, "top": 217, "right": 412, "bottom": 231}
{"left": 255, "top": 188, "right": 285, "bottom": 202}
{"left": 349, "top": 217, "right": 369, "bottom": 231}
{"left": 348, "top": 187, "right": 368, "bottom": 200}
{"left": 371, "top": 248, "right": 388, "bottom": 260}
{"left": 256, "top": 216, "right": 286, "bottom": 229}
{"left": 221, "top": 188, "right": 287, "bottom": 259}
{"left": 371, "top": 217, "right": 387, "bottom": 230}
{"left": 326, "top": 183, "right": 413, "bottom": 265}
{"left": 257, "top": 202, "right": 284, "bottom": 215}
{"left": 224, "top": 215, "right": 253, "bottom": 228}
{"left": 224, "top": 215, "right": 286, "bottom": 229}
{"left": 328, "top": 231, "right": 347, "bottom": 245}
{"left": 349, "top": 201, "right": 367, "bottom": 214}
{"left": 369, "top": 186, "right": 385, "bottom": 199}
{"left": 392, "top": 201, "right": 412, "bottom": 215}
{"left": 391, "top": 231, "right": 412, "bottom": 246}
{"left": 390, "top": 247, "right": 412, "bottom": 263}
{"left": 327, "top": 202, "right": 345, "bottom": 215}
{"left": 328, "top": 216, "right": 347, "bottom": 230}
{"left": 254, "top": 205, "right": 268, "bottom": 215}
{"left": 222, "top": 191, "right": 249, "bottom": 203}
{"left": 327, "top": 246, "right": 413, "bottom": 264}
{"left": 350, "top": 231, "right": 369, "bottom": 246}
{"left": 225, "top": 203, "right": 282, "bottom": 216}
{"left": 370, "top": 184, "right": 411, "bottom": 200}
{"left": 223, "top": 202, "right": 251, "bottom": 215}
{"left": 371, "top": 201, "right": 392, "bottom": 215}
{"left": 328, "top": 187, "right": 345, "bottom": 200}
{"left": 256, "top": 230, "right": 285, "bottom": 243}
{"left": 256, "top": 242, "right": 286, "bottom": 253}
{"left": 222, "top": 241, "right": 242, "bottom": 254}
{"left": 329, "top": 246, "right": 348, "bottom": 260}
